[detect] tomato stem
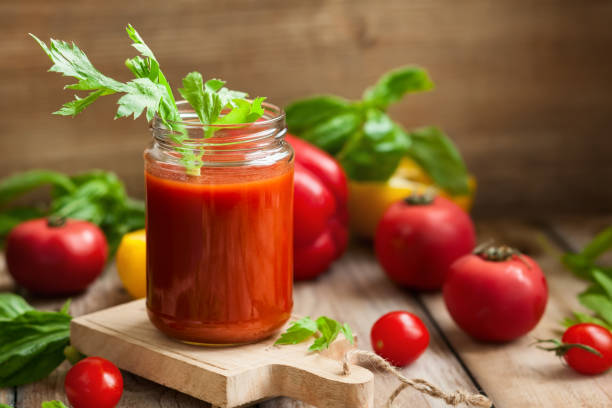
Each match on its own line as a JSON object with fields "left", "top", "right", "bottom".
{"left": 474, "top": 243, "right": 531, "bottom": 268}
{"left": 403, "top": 191, "right": 435, "bottom": 206}
{"left": 47, "top": 216, "right": 67, "bottom": 228}
{"left": 534, "top": 338, "right": 602, "bottom": 357}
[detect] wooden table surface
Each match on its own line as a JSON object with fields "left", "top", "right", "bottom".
{"left": 1, "top": 217, "right": 611, "bottom": 408}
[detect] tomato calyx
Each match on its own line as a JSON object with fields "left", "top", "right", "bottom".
{"left": 64, "top": 345, "right": 86, "bottom": 365}
{"left": 403, "top": 191, "right": 435, "bottom": 206}
{"left": 47, "top": 216, "right": 67, "bottom": 228}
{"left": 473, "top": 242, "right": 531, "bottom": 268}
{"left": 534, "top": 338, "right": 602, "bottom": 358}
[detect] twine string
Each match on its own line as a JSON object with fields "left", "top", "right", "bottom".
{"left": 342, "top": 349, "right": 492, "bottom": 408}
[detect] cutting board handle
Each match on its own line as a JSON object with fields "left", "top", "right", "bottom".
{"left": 228, "top": 358, "right": 374, "bottom": 408}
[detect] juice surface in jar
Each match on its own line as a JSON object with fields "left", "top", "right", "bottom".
{"left": 145, "top": 103, "right": 294, "bottom": 344}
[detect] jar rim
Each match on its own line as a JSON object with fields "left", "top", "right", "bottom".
{"left": 152, "top": 100, "right": 285, "bottom": 130}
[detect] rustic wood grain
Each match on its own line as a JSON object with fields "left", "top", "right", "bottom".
{"left": 1, "top": 1, "right": 611, "bottom": 216}
{"left": 71, "top": 302, "right": 373, "bottom": 408}
{"left": 419, "top": 220, "right": 612, "bottom": 407}
{"left": 263, "top": 246, "right": 481, "bottom": 408}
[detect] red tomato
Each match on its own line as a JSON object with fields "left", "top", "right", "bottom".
{"left": 443, "top": 246, "right": 548, "bottom": 341}
{"left": 287, "top": 134, "right": 349, "bottom": 280}
{"left": 6, "top": 218, "right": 108, "bottom": 295}
{"left": 374, "top": 195, "right": 476, "bottom": 290}
{"left": 561, "top": 323, "right": 612, "bottom": 375}
{"left": 370, "top": 311, "right": 430, "bottom": 366}
{"left": 65, "top": 357, "right": 123, "bottom": 408}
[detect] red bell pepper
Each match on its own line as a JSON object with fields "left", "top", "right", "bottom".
{"left": 286, "top": 134, "right": 349, "bottom": 280}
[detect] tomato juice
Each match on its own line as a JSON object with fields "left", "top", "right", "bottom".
{"left": 145, "top": 164, "right": 293, "bottom": 344}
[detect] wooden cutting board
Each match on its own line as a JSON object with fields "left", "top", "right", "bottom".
{"left": 70, "top": 299, "right": 374, "bottom": 408}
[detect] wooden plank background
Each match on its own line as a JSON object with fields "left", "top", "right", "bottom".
{"left": 0, "top": 0, "right": 611, "bottom": 217}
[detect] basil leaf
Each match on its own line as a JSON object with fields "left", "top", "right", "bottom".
{"left": 300, "top": 111, "right": 362, "bottom": 155}
{"left": 0, "top": 207, "right": 44, "bottom": 243}
{"left": 286, "top": 95, "right": 352, "bottom": 135}
{"left": 309, "top": 316, "right": 342, "bottom": 351}
{"left": 274, "top": 317, "right": 318, "bottom": 345}
{"left": 0, "top": 293, "right": 34, "bottom": 321}
{"left": 407, "top": 126, "right": 469, "bottom": 195}
{"left": 0, "top": 310, "right": 71, "bottom": 387}
{"left": 0, "top": 170, "right": 74, "bottom": 207}
{"left": 582, "top": 227, "right": 612, "bottom": 261}
{"left": 341, "top": 323, "right": 355, "bottom": 345}
{"left": 363, "top": 66, "right": 434, "bottom": 110}
{"left": 275, "top": 315, "right": 355, "bottom": 352}
{"left": 50, "top": 170, "right": 145, "bottom": 254}
{"left": 561, "top": 253, "right": 593, "bottom": 280}
{"left": 593, "top": 270, "right": 612, "bottom": 299}
{"left": 578, "top": 293, "right": 612, "bottom": 327}
{"left": 338, "top": 110, "right": 410, "bottom": 181}
{"left": 42, "top": 402, "right": 69, "bottom": 408}
{"left": 562, "top": 312, "right": 612, "bottom": 331}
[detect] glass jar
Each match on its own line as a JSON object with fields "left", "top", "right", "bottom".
{"left": 144, "top": 101, "right": 294, "bottom": 345}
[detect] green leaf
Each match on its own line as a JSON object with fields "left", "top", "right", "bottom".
{"left": 582, "top": 227, "right": 612, "bottom": 261}
{"left": 561, "top": 253, "right": 593, "bottom": 280}
{"left": 299, "top": 111, "right": 362, "bottom": 155}
{"left": 30, "top": 31, "right": 181, "bottom": 128}
{"left": 214, "top": 97, "right": 267, "bottom": 126}
{"left": 0, "top": 309, "right": 71, "bottom": 387}
{"left": 0, "top": 293, "right": 34, "bottom": 321}
{"left": 562, "top": 312, "right": 612, "bottom": 331}
{"left": 363, "top": 66, "right": 434, "bottom": 110}
{"left": 41, "top": 401, "right": 69, "bottom": 408}
{"left": 0, "top": 207, "right": 45, "bottom": 243}
{"left": 275, "top": 315, "right": 354, "bottom": 352}
{"left": 406, "top": 126, "right": 470, "bottom": 195}
{"left": 124, "top": 25, "right": 179, "bottom": 126}
{"left": 309, "top": 316, "right": 342, "bottom": 351}
{"left": 60, "top": 299, "right": 71, "bottom": 316}
{"left": 0, "top": 404, "right": 13, "bottom": 408}
{"left": 116, "top": 78, "right": 166, "bottom": 121}
{"left": 274, "top": 317, "right": 318, "bottom": 345}
{"left": 54, "top": 89, "right": 113, "bottom": 116}
{"left": 178, "top": 72, "right": 262, "bottom": 130}
{"left": 592, "top": 270, "right": 612, "bottom": 299}
{"left": 126, "top": 24, "right": 157, "bottom": 60}
{"left": 286, "top": 95, "right": 352, "bottom": 135}
{"left": 578, "top": 292, "right": 612, "bottom": 327}
{"left": 178, "top": 72, "right": 223, "bottom": 125}
{"left": 205, "top": 78, "right": 226, "bottom": 92}
{"left": 338, "top": 110, "right": 411, "bottom": 181}
{"left": 30, "top": 34, "right": 126, "bottom": 94}
{"left": 341, "top": 323, "right": 355, "bottom": 345}
{"left": 0, "top": 170, "right": 74, "bottom": 206}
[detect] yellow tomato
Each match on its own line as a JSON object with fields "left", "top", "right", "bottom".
{"left": 116, "top": 229, "right": 147, "bottom": 299}
{"left": 348, "top": 158, "right": 476, "bottom": 238}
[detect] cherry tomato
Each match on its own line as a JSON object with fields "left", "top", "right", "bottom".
{"left": 375, "top": 195, "right": 476, "bottom": 290}
{"left": 6, "top": 218, "right": 107, "bottom": 295}
{"left": 561, "top": 323, "right": 612, "bottom": 375}
{"left": 443, "top": 246, "right": 548, "bottom": 341}
{"left": 65, "top": 357, "right": 123, "bottom": 408}
{"left": 370, "top": 311, "right": 430, "bottom": 366}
